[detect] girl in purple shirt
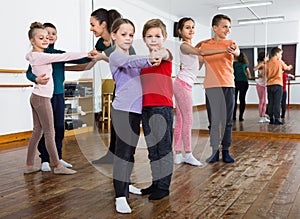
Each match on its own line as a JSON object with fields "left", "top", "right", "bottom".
{"left": 108, "top": 18, "right": 161, "bottom": 214}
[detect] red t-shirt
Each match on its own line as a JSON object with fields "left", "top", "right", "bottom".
{"left": 141, "top": 60, "right": 173, "bottom": 107}
{"left": 282, "top": 72, "right": 288, "bottom": 92}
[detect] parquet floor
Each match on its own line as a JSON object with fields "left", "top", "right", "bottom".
{"left": 1, "top": 107, "right": 300, "bottom": 219}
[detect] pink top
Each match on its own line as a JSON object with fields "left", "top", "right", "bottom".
{"left": 26, "top": 51, "right": 88, "bottom": 98}
{"left": 177, "top": 42, "right": 199, "bottom": 86}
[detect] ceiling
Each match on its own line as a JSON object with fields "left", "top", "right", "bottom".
{"left": 138, "top": 0, "right": 300, "bottom": 26}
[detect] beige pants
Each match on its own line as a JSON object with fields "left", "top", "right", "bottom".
{"left": 26, "top": 93, "right": 59, "bottom": 166}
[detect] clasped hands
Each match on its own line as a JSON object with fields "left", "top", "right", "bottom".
{"left": 149, "top": 48, "right": 168, "bottom": 66}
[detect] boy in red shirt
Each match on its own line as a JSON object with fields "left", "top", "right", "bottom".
{"left": 281, "top": 72, "right": 294, "bottom": 118}
{"left": 139, "top": 19, "right": 174, "bottom": 200}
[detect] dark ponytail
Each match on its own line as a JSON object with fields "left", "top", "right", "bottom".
{"left": 91, "top": 8, "right": 122, "bottom": 33}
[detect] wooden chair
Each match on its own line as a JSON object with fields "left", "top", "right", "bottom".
{"left": 101, "top": 79, "right": 114, "bottom": 132}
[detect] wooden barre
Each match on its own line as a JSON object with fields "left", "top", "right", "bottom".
{"left": 0, "top": 84, "right": 33, "bottom": 88}
{"left": 0, "top": 69, "right": 26, "bottom": 74}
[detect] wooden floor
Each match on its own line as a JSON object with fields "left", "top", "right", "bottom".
{"left": 1, "top": 107, "right": 300, "bottom": 219}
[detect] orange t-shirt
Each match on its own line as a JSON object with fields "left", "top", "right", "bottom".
{"left": 202, "top": 39, "right": 235, "bottom": 88}
{"left": 266, "top": 57, "right": 289, "bottom": 86}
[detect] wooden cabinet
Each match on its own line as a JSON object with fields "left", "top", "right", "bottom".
{"left": 64, "top": 79, "right": 94, "bottom": 136}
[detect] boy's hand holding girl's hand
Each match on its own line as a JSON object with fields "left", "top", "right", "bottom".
{"left": 150, "top": 49, "right": 162, "bottom": 66}
{"left": 150, "top": 48, "right": 171, "bottom": 66}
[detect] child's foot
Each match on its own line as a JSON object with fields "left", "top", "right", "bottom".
{"left": 174, "top": 153, "right": 185, "bottom": 164}
{"left": 258, "top": 117, "right": 265, "bottom": 123}
{"left": 148, "top": 188, "right": 169, "bottom": 200}
{"left": 54, "top": 166, "right": 76, "bottom": 174}
{"left": 222, "top": 150, "right": 235, "bottom": 163}
{"left": 24, "top": 167, "right": 40, "bottom": 174}
{"left": 41, "top": 162, "right": 51, "bottom": 172}
{"left": 129, "top": 185, "right": 141, "bottom": 195}
{"left": 264, "top": 117, "right": 270, "bottom": 123}
{"left": 59, "top": 159, "right": 72, "bottom": 168}
{"left": 184, "top": 153, "right": 202, "bottom": 166}
{"left": 274, "top": 119, "right": 283, "bottom": 125}
{"left": 141, "top": 184, "right": 156, "bottom": 195}
{"left": 115, "top": 197, "right": 131, "bottom": 214}
{"left": 206, "top": 151, "right": 219, "bottom": 163}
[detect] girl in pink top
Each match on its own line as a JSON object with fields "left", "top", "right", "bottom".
{"left": 173, "top": 17, "right": 203, "bottom": 166}
{"left": 24, "top": 22, "right": 91, "bottom": 175}
{"left": 253, "top": 52, "right": 270, "bottom": 123}
{"left": 174, "top": 17, "right": 229, "bottom": 166}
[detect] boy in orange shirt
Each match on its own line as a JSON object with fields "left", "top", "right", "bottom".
{"left": 200, "top": 14, "right": 240, "bottom": 163}
{"left": 266, "top": 47, "right": 293, "bottom": 125}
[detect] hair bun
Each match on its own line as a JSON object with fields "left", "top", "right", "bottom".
{"left": 30, "top": 22, "right": 43, "bottom": 30}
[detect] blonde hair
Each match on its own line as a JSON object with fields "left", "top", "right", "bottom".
{"left": 28, "top": 21, "right": 44, "bottom": 39}
{"left": 111, "top": 18, "right": 135, "bottom": 34}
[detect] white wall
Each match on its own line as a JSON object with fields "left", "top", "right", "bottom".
{"left": 0, "top": 0, "right": 299, "bottom": 135}
{"left": 0, "top": 0, "right": 211, "bottom": 135}
{"left": 0, "top": 0, "right": 91, "bottom": 135}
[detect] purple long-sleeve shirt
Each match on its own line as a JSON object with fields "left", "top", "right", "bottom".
{"left": 109, "top": 50, "right": 151, "bottom": 114}
{"left": 25, "top": 51, "right": 88, "bottom": 98}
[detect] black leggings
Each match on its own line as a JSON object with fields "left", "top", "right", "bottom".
{"left": 233, "top": 81, "right": 249, "bottom": 119}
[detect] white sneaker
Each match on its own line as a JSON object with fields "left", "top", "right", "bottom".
{"left": 184, "top": 153, "right": 203, "bottom": 166}
{"left": 54, "top": 166, "right": 77, "bottom": 175}
{"left": 41, "top": 162, "right": 51, "bottom": 172}
{"left": 129, "top": 185, "right": 141, "bottom": 195}
{"left": 264, "top": 117, "right": 270, "bottom": 123}
{"left": 59, "top": 159, "right": 72, "bottom": 168}
{"left": 258, "top": 117, "right": 265, "bottom": 123}
{"left": 174, "top": 153, "right": 185, "bottom": 164}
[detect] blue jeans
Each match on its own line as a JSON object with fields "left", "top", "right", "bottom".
{"left": 142, "top": 106, "right": 174, "bottom": 191}
{"left": 38, "top": 94, "right": 65, "bottom": 163}
{"left": 205, "top": 87, "right": 235, "bottom": 151}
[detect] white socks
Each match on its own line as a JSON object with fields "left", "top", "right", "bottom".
{"left": 41, "top": 162, "right": 51, "bottom": 172}
{"left": 129, "top": 185, "right": 141, "bottom": 195}
{"left": 175, "top": 153, "right": 202, "bottom": 166}
{"left": 174, "top": 153, "right": 185, "bottom": 164}
{"left": 185, "top": 153, "right": 202, "bottom": 166}
{"left": 115, "top": 197, "right": 131, "bottom": 214}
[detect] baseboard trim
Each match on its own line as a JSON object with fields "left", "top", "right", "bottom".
{"left": 0, "top": 131, "right": 32, "bottom": 147}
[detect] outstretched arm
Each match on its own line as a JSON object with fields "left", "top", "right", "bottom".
{"left": 65, "top": 49, "right": 108, "bottom": 71}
